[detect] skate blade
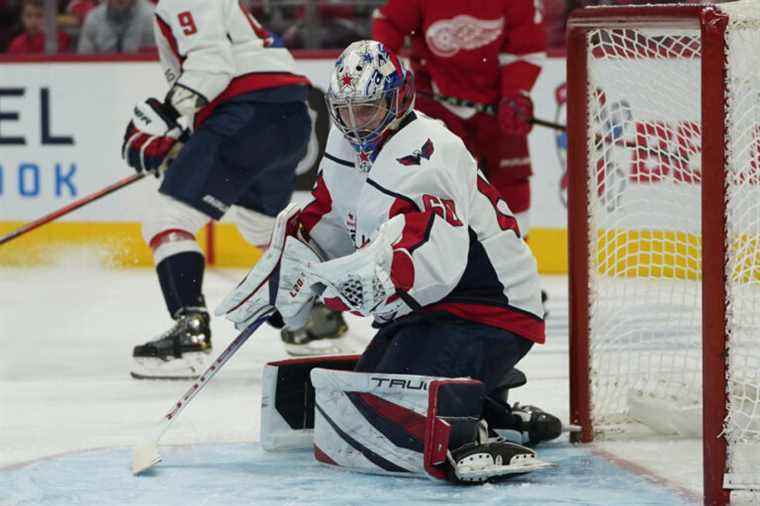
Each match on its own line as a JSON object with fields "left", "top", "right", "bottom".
{"left": 454, "top": 455, "right": 555, "bottom": 482}
{"left": 283, "top": 336, "right": 352, "bottom": 357}
{"left": 130, "top": 353, "right": 209, "bottom": 380}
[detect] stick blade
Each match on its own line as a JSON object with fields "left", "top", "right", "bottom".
{"left": 132, "top": 441, "right": 162, "bottom": 475}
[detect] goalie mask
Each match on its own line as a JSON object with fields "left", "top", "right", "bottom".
{"left": 326, "top": 40, "right": 415, "bottom": 167}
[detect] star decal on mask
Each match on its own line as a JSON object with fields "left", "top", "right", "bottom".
{"left": 341, "top": 73, "right": 354, "bottom": 88}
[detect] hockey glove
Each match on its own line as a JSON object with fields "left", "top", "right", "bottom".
{"left": 498, "top": 91, "right": 533, "bottom": 136}
{"left": 308, "top": 221, "right": 400, "bottom": 317}
{"left": 122, "top": 98, "right": 186, "bottom": 176}
{"left": 166, "top": 84, "right": 209, "bottom": 117}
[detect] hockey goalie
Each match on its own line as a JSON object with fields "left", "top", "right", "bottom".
{"left": 216, "top": 40, "right": 561, "bottom": 483}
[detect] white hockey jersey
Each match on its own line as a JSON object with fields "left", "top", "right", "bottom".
{"left": 153, "top": 0, "right": 309, "bottom": 125}
{"left": 301, "top": 113, "right": 545, "bottom": 343}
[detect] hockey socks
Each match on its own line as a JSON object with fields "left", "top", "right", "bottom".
{"left": 131, "top": 250, "right": 210, "bottom": 380}
{"left": 156, "top": 250, "right": 207, "bottom": 317}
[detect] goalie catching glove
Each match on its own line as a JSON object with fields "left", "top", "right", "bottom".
{"left": 122, "top": 98, "right": 187, "bottom": 176}
{"left": 215, "top": 204, "right": 323, "bottom": 331}
{"left": 217, "top": 212, "right": 405, "bottom": 329}
{"left": 307, "top": 221, "right": 400, "bottom": 317}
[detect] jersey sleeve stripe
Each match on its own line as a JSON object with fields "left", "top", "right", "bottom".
{"left": 390, "top": 249, "right": 415, "bottom": 292}
{"left": 498, "top": 51, "right": 545, "bottom": 66}
{"left": 366, "top": 178, "right": 421, "bottom": 212}
{"left": 300, "top": 174, "right": 333, "bottom": 237}
{"left": 155, "top": 14, "right": 182, "bottom": 63}
{"left": 394, "top": 212, "right": 436, "bottom": 255}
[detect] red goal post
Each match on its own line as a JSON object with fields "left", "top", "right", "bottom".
{"left": 567, "top": 2, "right": 760, "bottom": 505}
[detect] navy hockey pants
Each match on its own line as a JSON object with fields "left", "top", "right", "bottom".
{"left": 354, "top": 313, "right": 534, "bottom": 394}
{"left": 159, "top": 92, "right": 310, "bottom": 220}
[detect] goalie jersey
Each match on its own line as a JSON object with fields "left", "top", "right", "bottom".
{"left": 301, "top": 113, "right": 545, "bottom": 343}
{"left": 153, "top": 0, "right": 309, "bottom": 126}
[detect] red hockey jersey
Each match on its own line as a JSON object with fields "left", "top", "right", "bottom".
{"left": 372, "top": 0, "right": 546, "bottom": 105}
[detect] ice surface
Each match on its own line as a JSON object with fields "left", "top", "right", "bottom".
{"left": 0, "top": 444, "right": 696, "bottom": 506}
{"left": 0, "top": 263, "right": 702, "bottom": 504}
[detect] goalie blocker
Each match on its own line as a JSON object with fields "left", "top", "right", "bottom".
{"left": 261, "top": 356, "right": 552, "bottom": 483}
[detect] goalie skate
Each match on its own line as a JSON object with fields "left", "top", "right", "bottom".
{"left": 493, "top": 403, "right": 563, "bottom": 446}
{"left": 131, "top": 309, "right": 212, "bottom": 380}
{"left": 281, "top": 303, "right": 350, "bottom": 357}
{"left": 448, "top": 440, "right": 553, "bottom": 484}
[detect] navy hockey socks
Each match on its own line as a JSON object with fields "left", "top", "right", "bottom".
{"left": 156, "top": 251, "right": 206, "bottom": 317}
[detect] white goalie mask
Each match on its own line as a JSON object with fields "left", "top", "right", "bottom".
{"left": 326, "top": 40, "right": 415, "bottom": 155}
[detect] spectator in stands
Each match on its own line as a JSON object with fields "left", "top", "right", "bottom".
{"left": 0, "top": 0, "right": 16, "bottom": 51}
{"left": 7, "top": 0, "right": 71, "bottom": 53}
{"left": 281, "top": 1, "right": 373, "bottom": 49}
{"left": 66, "top": 0, "right": 97, "bottom": 26}
{"left": 77, "top": 0, "right": 153, "bottom": 53}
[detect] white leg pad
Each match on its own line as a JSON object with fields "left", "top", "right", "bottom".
{"left": 310, "top": 369, "right": 484, "bottom": 480}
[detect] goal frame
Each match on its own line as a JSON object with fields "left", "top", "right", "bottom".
{"left": 566, "top": 5, "right": 729, "bottom": 505}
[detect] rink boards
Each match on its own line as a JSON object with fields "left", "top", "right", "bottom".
{"left": 0, "top": 54, "right": 570, "bottom": 273}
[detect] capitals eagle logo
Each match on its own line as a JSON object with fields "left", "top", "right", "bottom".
{"left": 397, "top": 139, "right": 434, "bottom": 166}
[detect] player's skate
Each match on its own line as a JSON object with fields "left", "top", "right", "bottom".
{"left": 131, "top": 309, "right": 212, "bottom": 380}
{"left": 496, "top": 403, "right": 563, "bottom": 446}
{"left": 280, "top": 303, "right": 349, "bottom": 356}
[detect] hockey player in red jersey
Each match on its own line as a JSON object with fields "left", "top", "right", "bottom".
{"left": 372, "top": 0, "right": 546, "bottom": 236}
{"left": 216, "top": 41, "right": 561, "bottom": 481}
{"left": 120, "top": 0, "right": 349, "bottom": 379}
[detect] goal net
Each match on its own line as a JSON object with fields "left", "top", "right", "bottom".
{"left": 567, "top": 2, "right": 760, "bottom": 504}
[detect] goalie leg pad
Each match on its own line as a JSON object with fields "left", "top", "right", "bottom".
{"left": 310, "top": 369, "right": 485, "bottom": 479}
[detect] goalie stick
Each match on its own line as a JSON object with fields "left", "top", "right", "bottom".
{"left": 131, "top": 310, "right": 273, "bottom": 476}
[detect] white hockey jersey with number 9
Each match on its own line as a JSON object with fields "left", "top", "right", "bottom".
{"left": 301, "top": 113, "right": 545, "bottom": 344}
{"left": 153, "top": 0, "right": 308, "bottom": 124}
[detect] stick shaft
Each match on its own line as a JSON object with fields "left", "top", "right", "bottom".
{"left": 416, "top": 89, "right": 567, "bottom": 132}
{"left": 159, "top": 314, "right": 271, "bottom": 434}
{"left": 531, "top": 116, "right": 567, "bottom": 132}
{"left": 0, "top": 173, "right": 146, "bottom": 246}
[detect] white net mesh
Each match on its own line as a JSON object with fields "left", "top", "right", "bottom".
{"left": 582, "top": 1, "right": 760, "bottom": 496}
{"left": 586, "top": 23, "right": 704, "bottom": 432}
{"left": 721, "top": 1, "right": 760, "bottom": 499}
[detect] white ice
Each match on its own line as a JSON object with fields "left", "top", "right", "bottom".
{"left": 0, "top": 255, "right": 703, "bottom": 504}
